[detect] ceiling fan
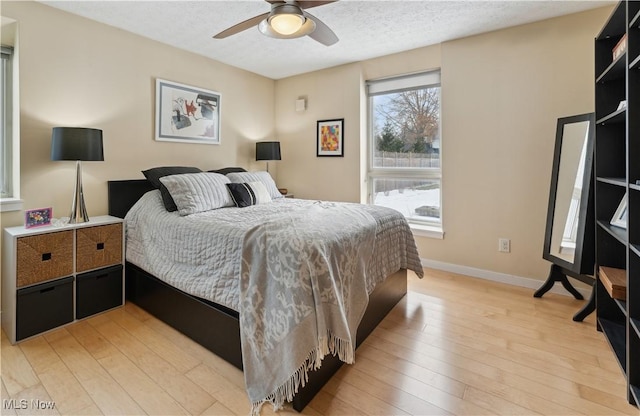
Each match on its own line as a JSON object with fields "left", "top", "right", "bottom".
{"left": 213, "top": 0, "right": 339, "bottom": 46}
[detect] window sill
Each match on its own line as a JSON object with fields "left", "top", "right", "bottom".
{"left": 410, "top": 223, "right": 443, "bottom": 239}
{"left": 0, "top": 198, "right": 23, "bottom": 212}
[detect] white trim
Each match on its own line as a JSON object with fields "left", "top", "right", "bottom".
{"left": 367, "top": 70, "right": 441, "bottom": 95}
{"left": 411, "top": 224, "right": 443, "bottom": 239}
{"left": 0, "top": 197, "right": 22, "bottom": 212}
{"left": 420, "top": 258, "right": 592, "bottom": 299}
{"left": 1, "top": 20, "right": 20, "bottom": 202}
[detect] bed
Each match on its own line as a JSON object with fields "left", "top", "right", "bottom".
{"left": 107, "top": 172, "right": 423, "bottom": 413}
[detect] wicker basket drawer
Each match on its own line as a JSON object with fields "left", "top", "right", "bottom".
{"left": 76, "top": 223, "right": 123, "bottom": 273}
{"left": 16, "top": 231, "right": 74, "bottom": 288}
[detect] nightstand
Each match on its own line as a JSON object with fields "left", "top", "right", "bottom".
{"left": 1, "top": 215, "right": 125, "bottom": 343}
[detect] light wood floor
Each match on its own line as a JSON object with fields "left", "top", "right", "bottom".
{"left": 1, "top": 268, "right": 637, "bottom": 415}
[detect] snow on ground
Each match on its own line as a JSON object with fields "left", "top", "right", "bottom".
{"left": 373, "top": 188, "right": 440, "bottom": 222}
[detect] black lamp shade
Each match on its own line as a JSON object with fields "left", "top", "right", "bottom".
{"left": 51, "top": 127, "right": 104, "bottom": 161}
{"left": 256, "top": 141, "right": 281, "bottom": 161}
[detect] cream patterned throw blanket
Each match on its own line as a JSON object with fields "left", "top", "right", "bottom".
{"left": 239, "top": 202, "right": 376, "bottom": 413}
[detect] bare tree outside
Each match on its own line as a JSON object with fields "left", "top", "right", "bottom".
{"left": 374, "top": 88, "right": 440, "bottom": 154}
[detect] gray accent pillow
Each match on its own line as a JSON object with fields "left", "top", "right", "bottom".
{"left": 226, "top": 171, "right": 283, "bottom": 200}
{"left": 159, "top": 172, "right": 233, "bottom": 216}
{"left": 142, "top": 166, "right": 202, "bottom": 212}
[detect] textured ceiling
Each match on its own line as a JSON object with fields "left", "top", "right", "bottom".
{"left": 40, "top": 0, "right": 613, "bottom": 80}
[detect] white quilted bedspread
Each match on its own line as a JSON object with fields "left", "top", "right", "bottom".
{"left": 125, "top": 190, "right": 423, "bottom": 312}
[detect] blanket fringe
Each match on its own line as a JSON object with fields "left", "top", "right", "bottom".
{"left": 250, "top": 331, "right": 355, "bottom": 415}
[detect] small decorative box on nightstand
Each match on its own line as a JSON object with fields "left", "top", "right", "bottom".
{"left": 1, "top": 215, "right": 125, "bottom": 343}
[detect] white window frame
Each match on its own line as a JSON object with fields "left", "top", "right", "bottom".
{"left": 366, "top": 70, "right": 443, "bottom": 238}
{"left": 1, "top": 18, "right": 21, "bottom": 212}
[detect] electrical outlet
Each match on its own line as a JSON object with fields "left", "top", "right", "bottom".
{"left": 499, "top": 238, "right": 511, "bottom": 253}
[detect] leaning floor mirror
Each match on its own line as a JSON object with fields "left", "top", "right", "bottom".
{"left": 536, "top": 112, "right": 596, "bottom": 321}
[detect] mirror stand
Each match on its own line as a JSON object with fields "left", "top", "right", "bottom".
{"left": 538, "top": 112, "right": 596, "bottom": 321}
{"left": 534, "top": 264, "right": 595, "bottom": 321}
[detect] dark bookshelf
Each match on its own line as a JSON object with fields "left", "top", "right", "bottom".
{"left": 595, "top": 0, "right": 639, "bottom": 407}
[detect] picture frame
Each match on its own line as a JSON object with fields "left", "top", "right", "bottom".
{"left": 25, "top": 207, "right": 53, "bottom": 228}
{"left": 155, "top": 78, "right": 221, "bottom": 145}
{"left": 317, "top": 118, "right": 344, "bottom": 157}
{"left": 610, "top": 192, "right": 627, "bottom": 229}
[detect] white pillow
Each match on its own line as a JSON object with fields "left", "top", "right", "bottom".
{"left": 159, "top": 172, "right": 233, "bottom": 216}
{"left": 226, "top": 171, "right": 283, "bottom": 200}
{"left": 247, "top": 181, "right": 272, "bottom": 204}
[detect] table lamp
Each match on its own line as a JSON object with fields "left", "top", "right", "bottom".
{"left": 51, "top": 127, "right": 104, "bottom": 223}
{"left": 256, "top": 141, "right": 281, "bottom": 173}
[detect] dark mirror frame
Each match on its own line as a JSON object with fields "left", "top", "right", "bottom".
{"left": 542, "top": 112, "right": 595, "bottom": 276}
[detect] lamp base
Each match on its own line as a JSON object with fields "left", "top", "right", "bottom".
{"left": 68, "top": 160, "right": 90, "bottom": 224}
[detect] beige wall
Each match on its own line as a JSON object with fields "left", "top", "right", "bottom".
{"left": 0, "top": 1, "right": 613, "bottom": 296}
{"left": 273, "top": 63, "right": 364, "bottom": 202}
{"left": 431, "top": 8, "right": 607, "bottom": 282}
{"left": 275, "top": 7, "right": 612, "bottom": 283}
{"left": 275, "top": 46, "right": 443, "bottom": 202}
{"left": 0, "top": 1, "right": 275, "bottom": 230}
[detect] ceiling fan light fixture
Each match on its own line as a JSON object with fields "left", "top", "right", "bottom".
{"left": 258, "top": 17, "right": 315, "bottom": 39}
{"left": 269, "top": 13, "right": 304, "bottom": 35}
{"left": 258, "top": 3, "right": 316, "bottom": 39}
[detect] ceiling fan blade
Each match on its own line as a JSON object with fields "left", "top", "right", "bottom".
{"left": 265, "top": 0, "right": 337, "bottom": 10}
{"left": 297, "top": 1, "right": 338, "bottom": 9}
{"left": 213, "top": 12, "right": 269, "bottom": 39}
{"left": 305, "top": 11, "right": 338, "bottom": 46}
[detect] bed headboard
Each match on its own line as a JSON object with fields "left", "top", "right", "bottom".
{"left": 108, "top": 179, "right": 155, "bottom": 218}
{"left": 108, "top": 167, "right": 247, "bottom": 218}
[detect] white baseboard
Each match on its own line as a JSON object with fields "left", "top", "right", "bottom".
{"left": 420, "top": 258, "right": 592, "bottom": 299}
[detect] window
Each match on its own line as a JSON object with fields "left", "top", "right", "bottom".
{"left": 0, "top": 30, "right": 20, "bottom": 212}
{"left": 1, "top": 46, "right": 13, "bottom": 199}
{"left": 367, "top": 71, "right": 442, "bottom": 233}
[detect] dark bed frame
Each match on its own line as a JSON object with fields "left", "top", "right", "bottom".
{"left": 107, "top": 179, "right": 408, "bottom": 411}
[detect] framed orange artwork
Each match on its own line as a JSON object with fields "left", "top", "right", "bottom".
{"left": 317, "top": 118, "right": 344, "bottom": 157}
